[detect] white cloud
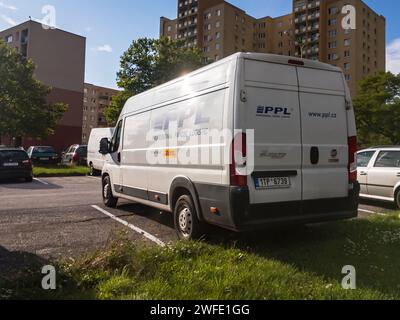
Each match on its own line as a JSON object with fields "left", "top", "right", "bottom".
{"left": 84, "top": 26, "right": 93, "bottom": 33}
{"left": 387, "top": 38, "right": 400, "bottom": 75}
{"left": 0, "top": 13, "right": 16, "bottom": 26}
{"left": 0, "top": 1, "right": 17, "bottom": 11}
{"left": 95, "top": 44, "right": 113, "bottom": 53}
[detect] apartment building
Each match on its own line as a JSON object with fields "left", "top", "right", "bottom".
{"left": 160, "top": 0, "right": 385, "bottom": 96}
{"left": 0, "top": 20, "right": 86, "bottom": 151}
{"left": 82, "top": 83, "right": 119, "bottom": 144}
{"left": 293, "top": 0, "right": 386, "bottom": 94}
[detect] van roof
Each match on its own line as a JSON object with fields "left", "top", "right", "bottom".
{"left": 121, "top": 52, "right": 342, "bottom": 117}
{"left": 237, "top": 52, "right": 341, "bottom": 72}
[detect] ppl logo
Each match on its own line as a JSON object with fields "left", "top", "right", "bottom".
{"left": 256, "top": 106, "right": 292, "bottom": 118}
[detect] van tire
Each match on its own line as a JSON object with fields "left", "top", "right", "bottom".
{"left": 102, "top": 175, "right": 118, "bottom": 208}
{"left": 174, "top": 194, "right": 204, "bottom": 241}
{"left": 25, "top": 176, "right": 33, "bottom": 183}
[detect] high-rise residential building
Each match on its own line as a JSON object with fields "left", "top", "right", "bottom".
{"left": 0, "top": 20, "right": 86, "bottom": 151}
{"left": 82, "top": 83, "right": 119, "bottom": 144}
{"left": 160, "top": 0, "right": 386, "bottom": 96}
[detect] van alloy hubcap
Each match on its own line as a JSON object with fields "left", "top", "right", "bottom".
{"left": 178, "top": 207, "right": 192, "bottom": 235}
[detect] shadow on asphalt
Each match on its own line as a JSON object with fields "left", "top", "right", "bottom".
{"left": 0, "top": 178, "right": 62, "bottom": 190}
{"left": 0, "top": 245, "right": 49, "bottom": 299}
{"left": 359, "top": 198, "right": 397, "bottom": 211}
{"left": 115, "top": 202, "right": 175, "bottom": 229}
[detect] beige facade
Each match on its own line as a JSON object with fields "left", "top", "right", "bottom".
{"left": 160, "top": 0, "right": 386, "bottom": 96}
{"left": 82, "top": 84, "right": 119, "bottom": 144}
{"left": 0, "top": 20, "right": 86, "bottom": 151}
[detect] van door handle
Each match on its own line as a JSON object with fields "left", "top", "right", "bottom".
{"left": 360, "top": 172, "right": 367, "bottom": 176}
{"left": 397, "top": 173, "right": 400, "bottom": 177}
{"left": 117, "top": 152, "right": 121, "bottom": 163}
{"left": 310, "top": 147, "right": 319, "bottom": 165}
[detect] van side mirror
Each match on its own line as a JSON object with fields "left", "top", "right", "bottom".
{"left": 99, "top": 138, "right": 110, "bottom": 155}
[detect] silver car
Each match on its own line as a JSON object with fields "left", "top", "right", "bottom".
{"left": 357, "top": 147, "right": 400, "bottom": 208}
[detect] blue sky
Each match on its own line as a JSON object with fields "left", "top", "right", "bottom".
{"left": 1, "top": 0, "right": 399, "bottom": 89}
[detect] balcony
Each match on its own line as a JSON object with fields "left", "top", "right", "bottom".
{"left": 308, "top": 12, "right": 320, "bottom": 21}
{"left": 308, "top": 1, "right": 321, "bottom": 9}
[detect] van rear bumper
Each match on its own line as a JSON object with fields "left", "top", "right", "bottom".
{"left": 195, "top": 182, "right": 360, "bottom": 232}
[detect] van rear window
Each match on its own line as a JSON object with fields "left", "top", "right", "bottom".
{"left": 0, "top": 150, "right": 29, "bottom": 161}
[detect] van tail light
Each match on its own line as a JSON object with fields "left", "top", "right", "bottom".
{"left": 348, "top": 136, "right": 358, "bottom": 183}
{"left": 230, "top": 133, "right": 248, "bottom": 187}
{"left": 72, "top": 153, "right": 79, "bottom": 162}
{"left": 22, "top": 159, "right": 31, "bottom": 166}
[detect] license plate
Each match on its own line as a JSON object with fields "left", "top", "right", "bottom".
{"left": 3, "top": 163, "right": 18, "bottom": 167}
{"left": 255, "top": 177, "right": 291, "bottom": 190}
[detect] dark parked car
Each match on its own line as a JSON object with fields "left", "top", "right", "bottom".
{"left": 0, "top": 149, "right": 33, "bottom": 182}
{"left": 27, "top": 146, "right": 59, "bottom": 165}
{"left": 61, "top": 145, "right": 88, "bottom": 166}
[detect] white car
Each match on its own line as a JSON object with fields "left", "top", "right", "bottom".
{"left": 87, "top": 128, "right": 114, "bottom": 176}
{"left": 98, "top": 52, "right": 359, "bottom": 240}
{"left": 357, "top": 147, "right": 400, "bottom": 208}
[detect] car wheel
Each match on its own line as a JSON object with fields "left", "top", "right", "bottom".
{"left": 102, "top": 175, "right": 118, "bottom": 208}
{"left": 174, "top": 194, "right": 204, "bottom": 241}
{"left": 396, "top": 189, "right": 400, "bottom": 209}
{"left": 25, "top": 176, "right": 33, "bottom": 183}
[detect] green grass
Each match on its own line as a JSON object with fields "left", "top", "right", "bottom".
{"left": 33, "top": 165, "right": 90, "bottom": 177}
{"left": 1, "top": 213, "right": 400, "bottom": 300}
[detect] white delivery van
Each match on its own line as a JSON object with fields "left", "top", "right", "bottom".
{"left": 99, "top": 53, "right": 360, "bottom": 240}
{"left": 87, "top": 128, "right": 114, "bottom": 176}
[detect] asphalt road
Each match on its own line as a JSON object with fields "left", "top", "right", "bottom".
{"left": 0, "top": 176, "right": 397, "bottom": 263}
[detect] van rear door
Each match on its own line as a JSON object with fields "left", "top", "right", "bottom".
{"left": 242, "top": 60, "right": 302, "bottom": 204}
{"left": 297, "top": 67, "right": 349, "bottom": 200}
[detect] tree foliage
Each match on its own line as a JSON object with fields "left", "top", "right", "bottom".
{"left": 353, "top": 72, "right": 400, "bottom": 147}
{"left": 0, "top": 41, "right": 67, "bottom": 144}
{"left": 104, "top": 37, "right": 204, "bottom": 125}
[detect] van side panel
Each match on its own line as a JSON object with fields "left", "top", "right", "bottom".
{"left": 147, "top": 88, "right": 227, "bottom": 203}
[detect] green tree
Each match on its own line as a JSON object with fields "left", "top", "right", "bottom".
{"left": 105, "top": 37, "right": 204, "bottom": 124}
{"left": 0, "top": 41, "right": 67, "bottom": 146}
{"left": 353, "top": 72, "right": 400, "bottom": 148}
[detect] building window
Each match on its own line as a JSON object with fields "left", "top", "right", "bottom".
{"left": 329, "top": 7, "right": 339, "bottom": 15}
{"left": 216, "top": 32, "right": 221, "bottom": 39}
{"left": 216, "top": 43, "right": 220, "bottom": 51}
{"left": 345, "top": 74, "right": 350, "bottom": 81}
{"left": 328, "top": 53, "right": 338, "bottom": 61}
{"left": 167, "top": 26, "right": 172, "bottom": 32}
{"left": 216, "top": 21, "right": 221, "bottom": 28}
{"left": 215, "top": 55, "right": 220, "bottom": 61}
{"left": 328, "top": 30, "right": 337, "bottom": 38}
{"left": 344, "top": 63, "right": 351, "bottom": 70}
{"left": 5, "top": 35, "right": 12, "bottom": 43}
{"left": 216, "top": 9, "right": 221, "bottom": 16}
{"left": 328, "top": 19, "right": 337, "bottom": 26}
{"left": 344, "top": 39, "right": 351, "bottom": 46}
{"left": 328, "top": 41, "right": 337, "bottom": 49}
{"left": 344, "top": 50, "right": 350, "bottom": 58}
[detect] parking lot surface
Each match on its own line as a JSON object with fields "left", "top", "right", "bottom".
{"left": 0, "top": 176, "right": 397, "bottom": 262}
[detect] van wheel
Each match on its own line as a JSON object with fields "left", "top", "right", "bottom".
{"left": 396, "top": 190, "right": 400, "bottom": 209}
{"left": 102, "top": 175, "right": 118, "bottom": 208}
{"left": 174, "top": 195, "right": 204, "bottom": 241}
{"left": 89, "top": 164, "right": 100, "bottom": 176}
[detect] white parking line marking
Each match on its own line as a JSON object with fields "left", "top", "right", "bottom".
{"left": 34, "top": 178, "right": 49, "bottom": 185}
{"left": 91, "top": 205, "right": 166, "bottom": 247}
{"left": 86, "top": 175, "right": 101, "bottom": 180}
{"left": 358, "top": 208, "right": 376, "bottom": 214}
